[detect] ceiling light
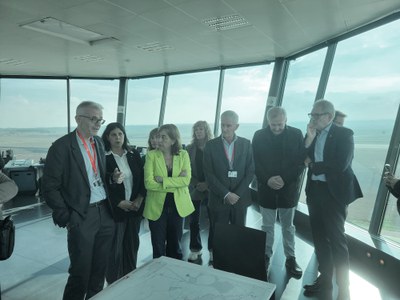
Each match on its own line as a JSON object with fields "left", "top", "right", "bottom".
{"left": 20, "top": 17, "right": 107, "bottom": 45}
{"left": 0, "top": 58, "right": 30, "bottom": 66}
{"left": 202, "top": 14, "right": 250, "bottom": 31}
{"left": 73, "top": 54, "right": 104, "bottom": 63}
{"left": 136, "top": 42, "right": 174, "bottom": 52}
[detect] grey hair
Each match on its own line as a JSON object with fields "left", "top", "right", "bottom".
{"left": 313, "top": 99, "right": 335, "bottom": 118}
{"left": 221, "top": 110, "right": 239, "bottom": 124}
{"left": 76, "top": 101, "right": 103, "bottom": 115}
{"left": 267, "top": 107, "right": 287, "bottom": 121}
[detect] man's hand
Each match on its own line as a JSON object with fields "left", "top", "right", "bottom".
{"left": 267, "top": 176, "right": 284, "bottom": 190}
{"left": 225, "top": 192, "right": 240, "bottom": 205}
{"left": 179, "top": 170, "right": 187, "bottom": 177}
{"left": 384, "top": 173, "right": 399, "bottom": 189}
{"left": 305, "top": 122, "right": 317, "bottom": 148}
{"left": 112, "top": 167, "right": 124, "bottom": 184}
{"left": 196, "top": 182, "right": 208, "bottom": 192}
{"left": 154, "top": 176, "right": 163, "bottom": 183}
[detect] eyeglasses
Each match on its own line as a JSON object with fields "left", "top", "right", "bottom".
{"left": 308, "top": 112, "right": 328, "bottom": 119}
{"left": 79, "top": 115, "right": 106, "bottom": 125}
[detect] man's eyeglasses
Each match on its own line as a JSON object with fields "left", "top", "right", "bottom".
{"left": 308, "top": 112, "right": 328, "bottom": 119}
{"left": 79, "top": 115, "right": 106, "bottom": 125}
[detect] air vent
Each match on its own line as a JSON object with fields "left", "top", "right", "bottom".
{"left": 0, "top": 58, "right": 30, "bottom": 66}
{"left": 136, "top": 42, "right": 174, "bottom": 52}
{"left": 73, "top": 54, "right": 104, "bottom": 63}
{"left": 202, "top": 14, "right": 250, "bottom": 31}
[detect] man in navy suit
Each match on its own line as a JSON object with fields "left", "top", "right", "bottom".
{"left": 303, "top": 100, "right": 362, "bottom": 300}
{"left": 203, "top": 110, "right": 254, "bottom": 262}
{"left": 43, "top": 101, "right": 116, "bottom": 300}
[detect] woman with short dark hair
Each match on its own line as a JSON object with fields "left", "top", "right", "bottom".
{"left": 102, "top": 122, "right": 146, "bottom": 283}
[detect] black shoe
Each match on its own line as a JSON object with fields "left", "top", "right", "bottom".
{"left": 285, "top": 257, "right": 302, "bottom": 279}
{"left": 303, "top": 276, "right": 333, "bottom": 297}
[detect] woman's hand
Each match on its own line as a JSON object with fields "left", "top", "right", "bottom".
{"left": 117, "top": 200, "right": 134, "bottom": 212}
{"left": 154, "top": 176, "right": 163, "bottom": 183}
{"left": 112, "top": 167, "right": 124, "bottom": 184}
{"left": 131, "top": 196, "right": 144, "bottom": 211}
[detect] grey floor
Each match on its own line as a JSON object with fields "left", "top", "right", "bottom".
{"left": 0, "top": 195, "right": 398, "bottom": 300}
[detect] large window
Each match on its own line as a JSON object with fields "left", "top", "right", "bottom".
{"left": 164, "top": 71, "right": 220, "bottom": 146}
{"left": 69, "top": 79, "right": 119, "bottom": 137}
{"left": 0, "top": 78, "right": 67, "bottom": 162}
{"left": 324, "top": 19, "right": 400, "bottom": 233}
{"left": 126, "top": 77, "right": 164, "bottom": 147}
{"left": 282, "top": 48, "right": 327, "bottom": 204}
{"left": 220, "top": 65, "right": 274, "bottom": 140}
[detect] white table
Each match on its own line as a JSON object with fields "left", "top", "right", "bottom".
{"left": 92, "top": 256, "right": 275, "bottom": 300}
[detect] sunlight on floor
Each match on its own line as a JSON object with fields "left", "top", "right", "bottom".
{"left": 349, "top": 271, "right": 382, "bottom": 300}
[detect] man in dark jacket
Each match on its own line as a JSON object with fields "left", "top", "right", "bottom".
{"left": 303, "top": 99, "right": 363, "bottom": 300}
{"left": 252, "top": 107, "right": 305, "bottom": 278}
{"left": 42, "top": 101, "right": 116, "bottom": 300}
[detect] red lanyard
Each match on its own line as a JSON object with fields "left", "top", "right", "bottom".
{"left": 77, "top": 131, "right": 98, "bottom": 176}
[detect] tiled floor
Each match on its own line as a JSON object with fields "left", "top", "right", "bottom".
{"left": 1, "top": 195, "right": 399, "bottom": 300}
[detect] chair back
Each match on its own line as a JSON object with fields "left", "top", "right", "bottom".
{"left": 213, "top": 223, "right": 267, "bottom": 281}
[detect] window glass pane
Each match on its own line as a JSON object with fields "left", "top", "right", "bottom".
{"left": 282, "top": 48, "right": 327, "bottom": 204}
{"left": 163, "top": 71, "right": 220, "bottom": 146}
{"left": 70, "top": 79, "right": 119, "bottom": 137}
{"left": 324, "top": 20, "right": 400, "bottom": 232}
{"left": 126, "top": 77, "right": 164, "bottom": 147}
{"left": 0, "top": 78, "right": 67, "bottom": 162}
{"left": 221, "top": 65, "right": 274, "bottom": 140}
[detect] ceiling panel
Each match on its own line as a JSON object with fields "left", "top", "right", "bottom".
{"left": 0, "top": 0, "right": 399, "bottom": 78}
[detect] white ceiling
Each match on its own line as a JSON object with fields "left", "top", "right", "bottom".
{"left": 0, "top": 0, "right": 399, "bottom": 78}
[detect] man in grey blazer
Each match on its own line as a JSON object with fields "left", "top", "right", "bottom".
{"left": 203, "top": 110, "right": 254, "bottom": 262}
{"left": 42, "top": 101, "right": 116, "bottom": 300}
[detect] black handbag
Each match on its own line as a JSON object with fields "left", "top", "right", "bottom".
{"left": 0, "top": 215, "right": 15, "bottom": 260}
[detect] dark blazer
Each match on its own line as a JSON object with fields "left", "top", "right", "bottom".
{"left": 203, "top": 136, "right": 254, "bottom": 211}
{"left": 387, "top": 181, "right": 400, "bottom": 215}
{"left": 42, "top": 130, "right": 112, "bottom": 227}
{"left": 186, "top": 143, "right": 208, "bottom": 201}
{"left": 252, "top": 126, "right": 306, "bottom": 209}
{"left": 305, "top": 124, "right": 363, "bottom": 205}
{"left": 105, "top": 149, "right": 146, "bottom": 222}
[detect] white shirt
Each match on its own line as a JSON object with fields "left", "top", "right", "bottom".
{"left": 107, "top": 150, "right": 133, "bottom": 201}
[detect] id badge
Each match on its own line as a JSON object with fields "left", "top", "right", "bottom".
{"left": 92, "top": 178, "right": 103, "bottom": 187}
{"left": 228, "top": 171, "right": 238, "bottom": 178}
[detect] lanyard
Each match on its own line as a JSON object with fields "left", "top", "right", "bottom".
{"left": 223, "top": 142, "right": 235, "bottom": 170}
{"left": 77, "top": 131, "right": 98, "bottom": 176}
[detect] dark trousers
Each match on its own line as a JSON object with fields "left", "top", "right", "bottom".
{"left": 149, "top": 199, "right": 183, "bottom": 260}
{"left": 105, "top": 215, "right": 142, "bottom": 284}
{"left": 307, "top": 181, "right": 349, "bottom": 289}
{"left": 189, "top": 200, "right": 203, "bottom": 251}
{"left": 63, "top": 204, "right": 115, "bottom": 300}
{"left": 208, "top": 203, "right": 248, "bottom": 251}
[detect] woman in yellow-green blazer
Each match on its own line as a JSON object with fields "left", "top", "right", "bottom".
{"left": 143, "top": 124, "right": 194, "bottom": 259}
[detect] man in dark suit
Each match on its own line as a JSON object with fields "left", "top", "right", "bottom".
{"left": 303, "top": 100, "right": 363, "bottom": 300}
{"left": 203, "top": 110, "right": 254, "bottom": 262}
{"left": 252, "top": 107, "right": 305, "bottom": 278}
{"left": 42, "top": 101, "right": 116, "bottom": 300}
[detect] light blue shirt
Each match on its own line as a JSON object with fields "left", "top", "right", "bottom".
{"left": 311, "top": 122, "right": 333, "bottom": 182}
{"left": 76, "top": 133, "right": 106, "bottom": 203}
{"left": 222, "top": 135, "right": 238, "bottom": 170}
